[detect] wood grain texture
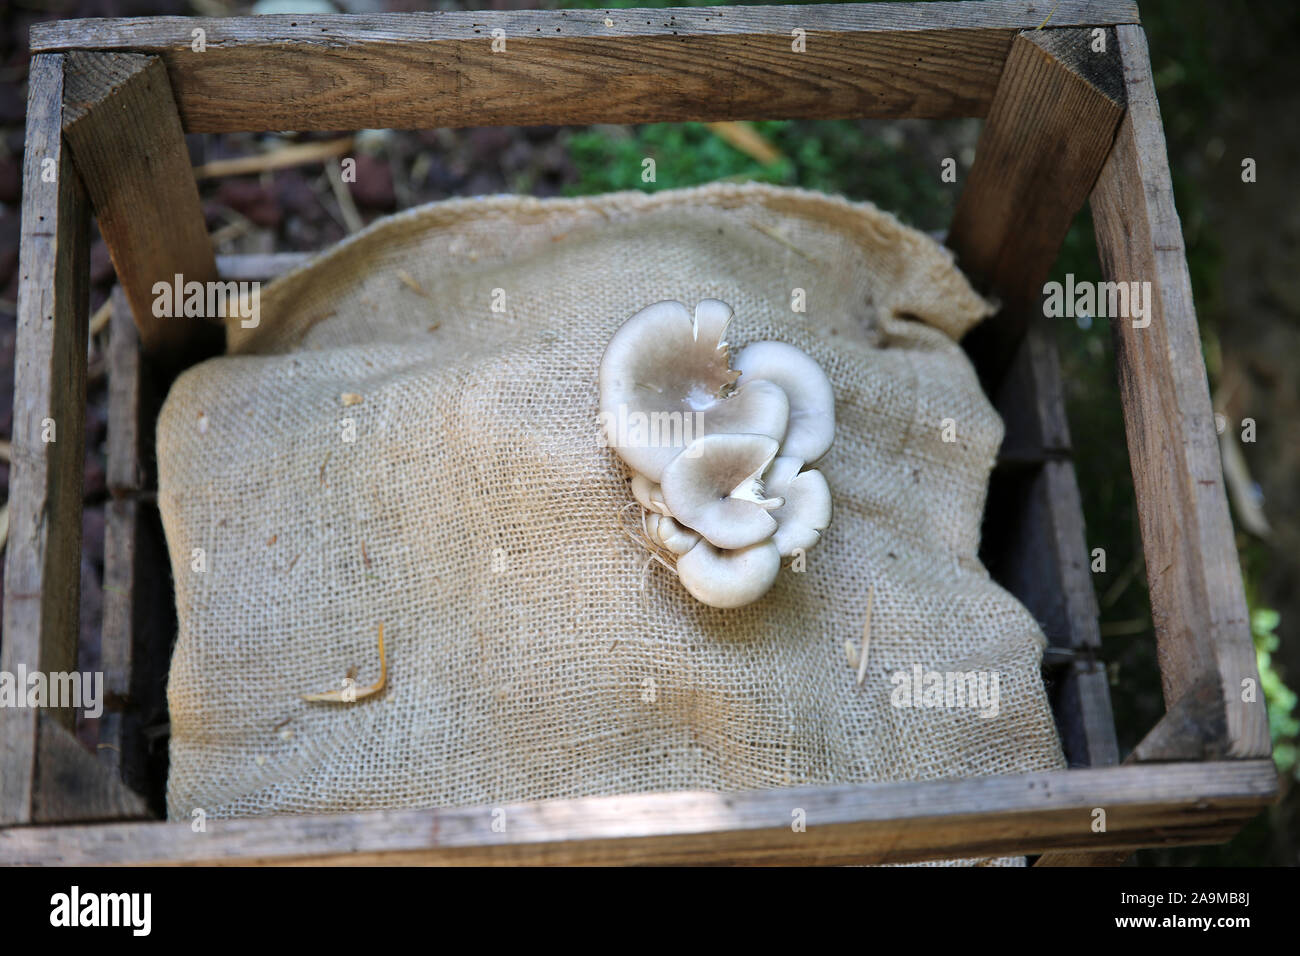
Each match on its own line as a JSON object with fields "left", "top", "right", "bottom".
{"left": 105, "top": 286, "right": 143, "bottom": 495}
{"left": 983, "top": 452, "right": 1117, "bottom": 774}
{"left": 61, "top": 52, "right": 221, "bottom": 362}
{"left": 1129, "top": 675, "right": 1228, "bottom": 763}
{"left": 0, "top": 54, "right": 90, "bottom": 826}
{"left": 1034, "top": 847, "right": 1131, "bottom": 867}
{"left": 0, "top": 761, "right": 1273, "bottom": 866}
{"left": 31, "top": 3, "right": 1139, "bottom": 132}
{"left": 986, "top": 329, "right": 1103, "bottom": 652}
{"left": 33, "top": 715, "right": 151, "bottom": 824}
{"left": 101, "top": 287, "right": 175, "bottom": 812}
{"left": 99, "top": 498, "right": 173, "bottom": 815}
{"left": 1036, "top": 673, "right": 1250, "bottom": 866}
{"left": 993, "top": 322, "right": 1072, "bottom": 466}
{"left": 949, "top": 27, "right": 1125, "bottom": 387}
{"left": 1053, "top": 661, "right": 1120, "bottom": 767}
{"left": 1090, "top": 25, "right": 1270, "bottom": 759}
{"left": 949, "top": 29, "right": 1118, "bottom": 785}
{"left": 98, "top": 499, "right": 133, "bottom": 783}
{"left": 99, "top": 288, "right": 139, "bottom": 782}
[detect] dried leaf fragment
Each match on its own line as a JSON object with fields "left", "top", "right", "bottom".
{"left": 301, "top": 622, "right": 388, "bottom": 703}
{"left": 396, "top": 269, "right": 430, "bottom": 298}
{"left": 856, "top": 585, "right": 875, "bottom": 686}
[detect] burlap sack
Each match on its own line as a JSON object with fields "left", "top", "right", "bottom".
{"left": 158, "top": 183, "right": 1066, "bottom": 847}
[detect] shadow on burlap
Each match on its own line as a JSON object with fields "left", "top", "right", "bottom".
{"left": 157, "top": 184, "right": 1066, "bottom": 863}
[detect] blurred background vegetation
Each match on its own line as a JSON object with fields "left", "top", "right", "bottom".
{"left": 0, "top": 0, "right": 1294, "bottom": 864}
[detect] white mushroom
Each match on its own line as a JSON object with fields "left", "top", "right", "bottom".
{"left": 599, "top": 300, "right": 790, "bottom": 481}
{"left": 644, "top": 513, "right": 700, "bottom": 554}
{"left": 675, "top": 538, "right": 781, "bottom": 609}
{"left": 734, "top": 341, "right": 835, "bottom": 464}
{"left": 630, "top": 473, "right": 671, "bottom": 516}
{"left": 763, "top": 456, "right": 832, "bottom": 556}
{"left": 660, "top": 433, "right": 782, "bottom": 550}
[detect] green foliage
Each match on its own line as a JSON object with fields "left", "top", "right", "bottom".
{"left": 564, "top": 121, "right": 793, "bottom": 194}
{"left": 564, "top": 120, "right": 954, "bottom": 230}
{"left": 1251, "top": 606, "right": 1299, "bottom": 776}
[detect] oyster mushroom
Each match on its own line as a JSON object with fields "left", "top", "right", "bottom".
{"left": 763, "top": 456, "right": 832, "bottom": 556}
{"left": 599, "top": 300, "right": 790, "bottom": 481}
{"left": 734, "top": 341, "right": 835, "bottom": 464}
{"left": 660, "top": 433, "right": 783, "bottom": 550}
{"left": 644, "top": 513, "right": 700, "bottom": 554}
{"left": 675, "top": 538, "right": 781, "bottom": 609}
{"left": 630, "top": 473, "right": 671, "bottom": 516}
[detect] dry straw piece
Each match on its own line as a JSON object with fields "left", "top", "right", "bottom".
{"left": 157, "top": 184, "right": 1065, "bottom": 862}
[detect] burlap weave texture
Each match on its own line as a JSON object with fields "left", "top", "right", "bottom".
{"left": 157, "top": 183, "right": 1066, "bottom": 831}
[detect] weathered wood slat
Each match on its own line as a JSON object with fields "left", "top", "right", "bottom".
{"left": 62, "top": 52, "right": 222, "bottom": 362}
{"left": 33, "top": 715, "right": 151, "bottom": 824}
{"left": 1089, "top": 24, "right": 1270, "bottom": 759}
{"left": 1052, "top": 661, "right": 1120, "bottom": 768}
{"left": 993, "top": 320, "right": 1072, "bottom": 465}
{"left": 0, "top": 760, "right": 1274, "bottom": 866}
{"left": 7, "top": 8, "right": 1273, "bottom": 867}
{"left": 1036, "top": 673, "right": 1250, "bottom": 866}
{"left": 0, "top": 54, "right": 90, "bottom": 826}
{"left": 99, "top": 288, "right": 174, "bottom": 812}
{"left": 105, "top": 286, "right": 144, "bottom": 496}
{"left": 100, "top": 289, "right": 141, "bottom": 781}
{"left": 950, "top": 27, "right": 1125, "bottom": 387}
{"left": 948, "top": 28, "right": 1119, "bottom": 791}
{"left": 99, "top": 498, "right": 173, "bottom": 814}
{"left": 1034, "top": 847, "right": 1132, "bottom": 867}
{"left": 98, "top": 499, "right": 133, "bottom": 781}
{"left": 31, "top": 3, "right": 1139, "bottom": 131}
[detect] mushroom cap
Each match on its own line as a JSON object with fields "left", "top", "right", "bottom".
{"left": 763, "top": 456, "right": 832, "bottom": 556}
{"left": 645, "top": 513, "right": 700, "bottom": 554}
{"left": 660, "top": 433, "right": 782, "bottom": 550}
{"left": 630, "top": 473, "right": 671, "bottom": 516}
{"left": 734, "top": 341, "right": 835, "bottom": 464}
{"left": 675, "top": 538, "right": 781, "bottom": 608}
{"left": 599, "top": 300, "right": 790, "bottom": 480}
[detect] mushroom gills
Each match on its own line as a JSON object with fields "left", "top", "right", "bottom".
{"left": 598, "top": 300, "right": 789, "bottom": 481}
{"left": 660, "top": 433, "right": 781, "bottom": 550}
{"left": 763, "top": 456, "right": 832, "bottom": 556}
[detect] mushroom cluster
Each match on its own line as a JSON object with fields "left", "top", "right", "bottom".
{"left": 598, "top": 299, "right": 834, "bottom": 608}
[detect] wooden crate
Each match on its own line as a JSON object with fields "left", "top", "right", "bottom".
{"left": 0, "top": 1, "right": 1278, "bottom": 865}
